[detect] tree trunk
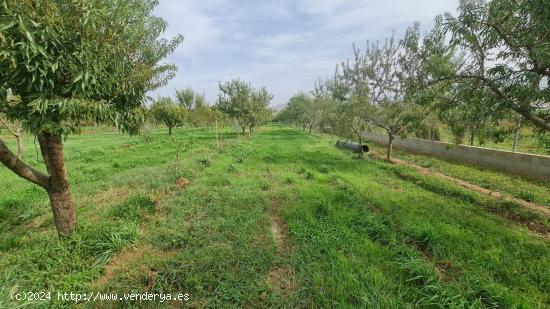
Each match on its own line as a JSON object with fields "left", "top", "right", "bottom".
{"left": 309, "top": 125, "right": 312, "bottom": 134}
{"left": 512, "top": 120, "right": 522, "bottom": 153}
{"left": 15, "top": 133, "right": 23, "bottom": 159}
{"left": 387, "top": 134, "right": 394, "bottom": 162}
{"left": 168, "top": 126, "right": 173, "bottom": 136}
{"left": 38, "top": 134, "right": 76, "bottom": 237}
{"left": 242, "top": 126, "right": 246, "bottom": 135}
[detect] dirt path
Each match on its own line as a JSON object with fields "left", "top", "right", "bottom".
{"left": 369, "top": 152, "right": 550, "bottom": 218}
{"left": 264, "top": 193, "right": 296, "bottom": 296}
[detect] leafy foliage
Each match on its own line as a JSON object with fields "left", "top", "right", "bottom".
{"left": 149, "top": 98, "right": 187, "bottom": 135}
{"left": 429, "top": 0, "right": 550, "bottom": 132}
{"left": 0, "top": 0, "right": 183, "bottom": 135}
{"left": 216, "top": 78, "right": 273, "bottom": 133}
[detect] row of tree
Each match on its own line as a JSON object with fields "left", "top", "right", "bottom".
{"left": 149, "top": 79, "right": 274, "bottom": 135}
{"left": 149, "top": 88, "right": 224, "bottom": 135}
{"left": 277, "top": 0, "right": 550, "bottom": 161}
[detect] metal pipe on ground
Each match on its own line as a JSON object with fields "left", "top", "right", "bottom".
{"left": 336, "top": 140, "right": 369, "bottom": 153}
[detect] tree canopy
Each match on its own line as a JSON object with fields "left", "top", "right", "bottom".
{"left": 216, "top": 78, "right": 273, "bottom": 134}
{"left": 149, "top": 97, "right": 187, "bottom": 135}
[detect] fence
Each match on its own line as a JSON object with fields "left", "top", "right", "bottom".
{"left": 360, "top": 132, "right": 550, "bottom": 181}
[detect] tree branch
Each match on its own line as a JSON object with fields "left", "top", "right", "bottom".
{"left": 428, "top": 74, "right": 550, "bottom": 131}
{"left": 0, "top": 138, "right": 50, "bottom": 188}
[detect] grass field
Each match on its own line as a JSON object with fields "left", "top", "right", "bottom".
{"left": 1, "top": 124, "right": 550, "bottom": 308}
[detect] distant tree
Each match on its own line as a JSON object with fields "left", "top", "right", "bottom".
{"left": 175, "top": 87, "right": 196, "bottom": 110}
{"left": 175, "top": 87, "right": 210, "bottom": 127}
{"left": 150, "top": 98, "right": 187, "bottom": 135}
{"left": 246, "top": 87, "right": 273, "bottom": 133}
{"left": 311, "top": 78, "right": 339, "bottom": 135}
{"left": 216, "top": 79, "right": 251, "bottom": 134}
{"left": 284, "top": 93, "right": 317, "bottom": 133}
{"left": 216, "top": 79, "right": 272, "bottom": 134}
{"left": 339, "top": 26, "right": 437, "bottom": 161}
{"left": 0, "top": 92, "right": 23, "bottom": 158}
{"left": 333, "top": 94, "right": 370, "bottom": 156}
{"left": 0, "top": 0, "right": 182, "bottom": 236}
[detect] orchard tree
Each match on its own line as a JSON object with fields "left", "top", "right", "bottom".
{"left": 0, "top": 93, "right": 23, "bottom": 158}
{"left": 0, "top": 118, "right": 23, "bottom": 159}
{"left": 284, "top": 92, "right": 317, "bottom": 132}
{"left": 0, "top": 0, "right": 183, "bottom": 236}
{"left": 246, "top": 87, "right": 273, "bottom": 133}
{"left": 149, "top": 98, "right": 187, "bottom": 135}
{"left": 431, "top": 0, "right": 550, "bottom": 132}
{"left": 333, "top": 94, "right": 370, "bottom": 156}
{"left": 339, "top": 26, "right": 437, "bottom": 161}
{"left": 311, "top": 77, "right": 340, "bottom": 135}
{"left": 216, "top": 78, "right": 272, "bottom": 134}
{"left": 216, "top": 79, "right": 251, "bottom": 134}
{"left": 277, "top": 94, "right": 306, "bottom": 129}
{"left": 175, "top": 87, "right": 196, "bottom": 110}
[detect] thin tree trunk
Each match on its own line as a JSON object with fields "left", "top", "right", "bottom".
{"left": 16, "top": 132, "right": 23, "bottom": 159}
{"left": 242, "top": 126, "right": 246, "bottom": 135}
{"left": 512, "top": 120, "right": 522, "bottom": 153}
{"left": 387, "top": 134, "right": 394, "bottom": 162}
{"left": 38, "top": 134, "right": 76, "bottom": 237}
{"left": 168, "top": 126, "right": 173, "bottom": 136}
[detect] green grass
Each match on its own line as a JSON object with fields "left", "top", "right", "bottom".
{"left": 368, "top": 143, "right": 550, "bottom": 208}
{"left": 1, "top": 124, "right": 549, "bottom": 308}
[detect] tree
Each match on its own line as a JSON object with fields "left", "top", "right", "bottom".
{"left": 338, "top": 24, "right": 447, "bottom": 162}
{"left": 431, "top": 0, "right": 550, "bottom": 132}
{"left": 149, "top": 98, "right": 187, "bottom": 135}
{"left": 0, "top": 117, "right": 23, "bottom": 159}
{"left": 175, "top": 87, "right": 196, "bottom": 110}
{"left": 247, "top": 87, "right": 273, "bottom": 133}
{"left": 0, "top": 0, "right": 183, "bottom": 236}
{"left": 216, "top": 79, "right": 272, "bottom": 134}
{"left": 216, "top": 79, "right": 251, "bottom": 134}
{"left": 0, "top": 91, "right": 23, "bottom": 158}
{"left": 311, "top": 77, "right": 340, "bottom": 135}
{"left": 284, "top": 92, "right": 316, "bottom": 132}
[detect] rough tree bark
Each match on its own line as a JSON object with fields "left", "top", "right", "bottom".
{"left": 38, "top": 134, "right": 76, "bottom": 237}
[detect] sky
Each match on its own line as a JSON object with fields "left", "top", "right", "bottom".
{"left": 152, "top": 0, "right": 458, "bottom": 107}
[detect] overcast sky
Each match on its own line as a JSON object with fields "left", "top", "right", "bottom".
{"left": 152, "top": 0, "right": 458, "bottom": 107}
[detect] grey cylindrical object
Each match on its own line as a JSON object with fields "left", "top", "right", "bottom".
{"left": 336, "top": 140, "right": 369, "bottom": 153}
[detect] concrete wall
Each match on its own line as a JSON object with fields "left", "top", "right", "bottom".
{"left": 361, "top": 132, "right": 550, "bottom": 181}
